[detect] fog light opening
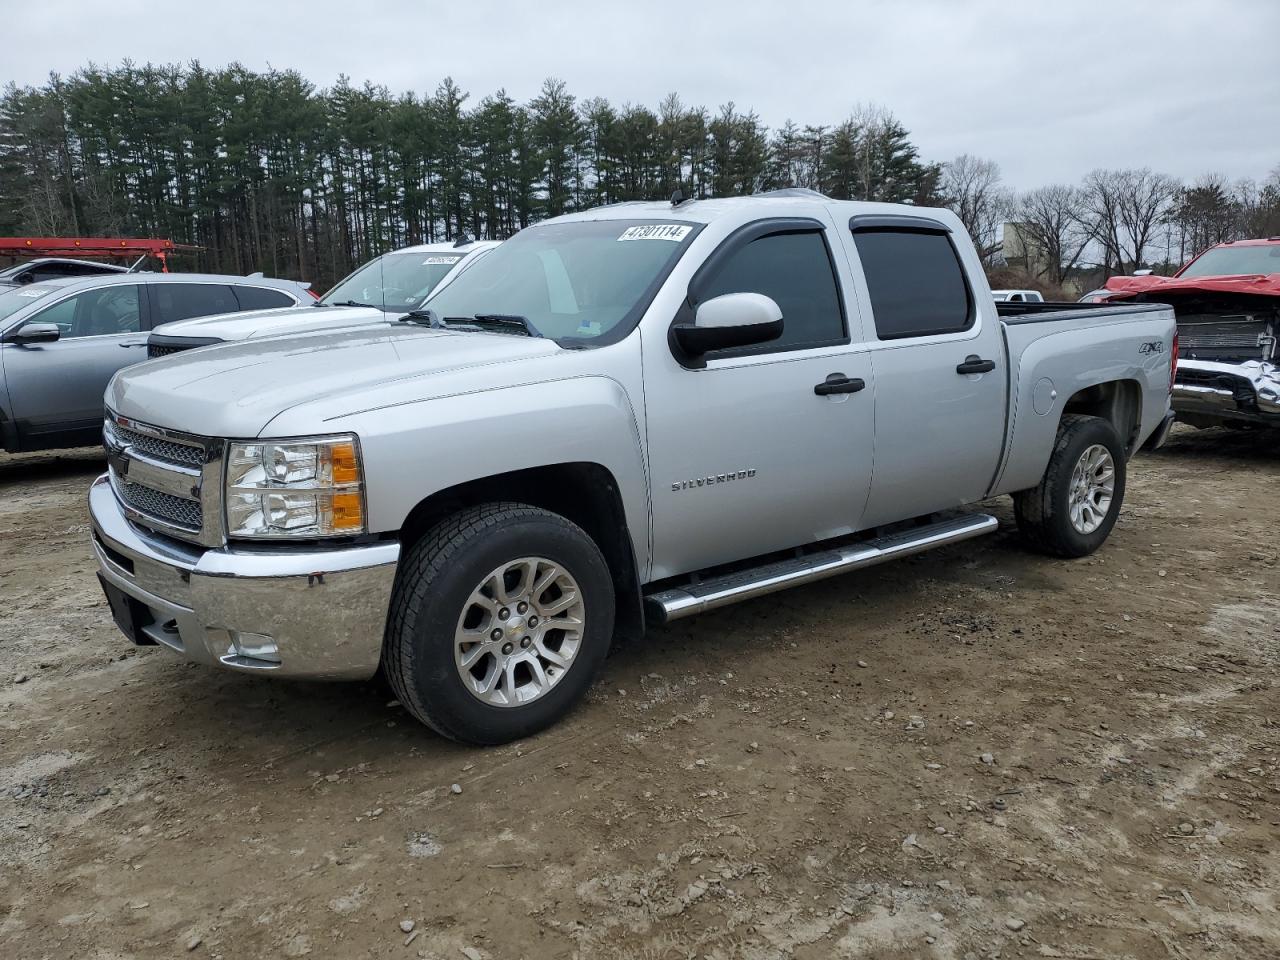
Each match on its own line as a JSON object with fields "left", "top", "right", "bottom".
{"left": 229, "top": 631, "right": 281, "bottom": 664}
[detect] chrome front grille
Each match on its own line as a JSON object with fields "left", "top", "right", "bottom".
{"left": 112, "top": 422, "right": 204, "bottom": 468}
{"left": 104, "top": 414, "right": 225, "bottom": 547}
{"left": 117, "top": 479, "right": 203, "bottom": 530}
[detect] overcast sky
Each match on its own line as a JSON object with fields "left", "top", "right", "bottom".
{"left": 7, "top": 0, "right": 1278, "bottom": 190}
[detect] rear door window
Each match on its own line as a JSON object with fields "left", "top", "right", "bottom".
{"left": 151, "top": 283, "right": 239, "bottom": 324}
{"left": 852, "top": 228, "right": 973, "bottom": 339}
{"left": 234, "top": 285, "right": 297, "bottom": 310}
{"left": 698, "top": 230, "right": 846, "bottom": 354}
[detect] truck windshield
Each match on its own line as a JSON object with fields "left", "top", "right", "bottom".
{"left": 319, "top": 251, "right": 466, "bottom": 310}
{"left": 423, "top": 219, "right": 699, "bottom": 345}
{"left": 0, "top": 284, "right": 59, "bottom": 326}
{"left": 1179, "top": 244, "right": 1280, "bottom": 278}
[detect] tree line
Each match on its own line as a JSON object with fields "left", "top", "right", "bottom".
{"left": 0, "top": 64, "right": 939, "bottom": 287}
{"left": 944, "top": 157, "right": 1280, "bottom": 288}
{"left": 1, "top": 62, "right": 1277, "bottom": 290}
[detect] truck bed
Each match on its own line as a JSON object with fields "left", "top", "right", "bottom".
{"left": 996, "top": 301, "right": 1163, "bottom": 324}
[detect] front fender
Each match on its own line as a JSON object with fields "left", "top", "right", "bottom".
{"left": 330, "top": 376, "right": 651, "bottom": 575}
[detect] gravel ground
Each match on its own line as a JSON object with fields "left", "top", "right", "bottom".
{"left": 1, "top": 426, "right": 1277, "bottom": 960}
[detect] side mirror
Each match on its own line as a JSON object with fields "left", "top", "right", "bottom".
{"left": 671, "top": 292, "right": 783, "bottom": 359}
{"left": 6, "top": 322, "right": 61, "bottom": 344}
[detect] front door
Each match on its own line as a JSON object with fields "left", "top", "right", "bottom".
{"left": 642, "top": 219, "right": 876, "bottom": 581}
{"left": 5, "top": 283, "right": 148, "bottom": 447}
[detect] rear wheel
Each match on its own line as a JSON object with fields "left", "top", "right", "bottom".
{"left": 384, "top": 502, "right": 614, "bottom": 745}
{"left": 1014, "top": 414, "right": 1126, "bottom": 558}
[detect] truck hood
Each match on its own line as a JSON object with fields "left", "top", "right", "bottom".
{"left": 150, "top": 304, "right": 389, "bottom": 340}
{"left": 109, "top": 325, "right": 563, "bottom": 437}
{"left": 1104, "top": 272, "right": 1280, "bottom": 300}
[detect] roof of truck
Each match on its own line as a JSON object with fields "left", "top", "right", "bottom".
{"left": 550, "top": 194, "right": 961, "bottom": 231}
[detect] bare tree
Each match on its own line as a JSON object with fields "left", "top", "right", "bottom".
{"left": 940, "top": 154, "right": 1012, "bottom": 263}
{"left": 1012, "top": 184, "right": 1093, "bottom": 286}
{"left": 1082, "top": 168, "right": 1178, "bottom": 275}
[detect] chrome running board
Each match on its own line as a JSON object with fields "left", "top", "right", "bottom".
{"left": 645, "top": 512, "right": 998, "bottom": 624}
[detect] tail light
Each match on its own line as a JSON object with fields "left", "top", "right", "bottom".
{"left": 1169, "top": 332, "right": 1178, "bottom": 393}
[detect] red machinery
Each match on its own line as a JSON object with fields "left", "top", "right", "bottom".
{"left": 0, "top": 237, "right": 201, "bottom": 272}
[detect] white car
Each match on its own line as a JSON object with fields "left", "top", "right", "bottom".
{"left": 991, "top": 289, "right": 1044, "bottom": 303}
{"left": 146, "top": 239, "right": 499, "bottom": 357}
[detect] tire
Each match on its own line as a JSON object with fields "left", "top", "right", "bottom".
{"left": 383, "top": 502, "right": 615, "bottom": 745}
{"left": 1013, "top": 414, "right": 1127, "bottom": 558}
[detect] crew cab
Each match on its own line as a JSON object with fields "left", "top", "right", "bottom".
{"left": 146, "top": 239, "right": 498, "bottom": 358}
{"left": 1105, "top": 237, "right": 1280, "bottom": 429}
{"left": 90, "top": 192, "right": 1177, "bottom": 744}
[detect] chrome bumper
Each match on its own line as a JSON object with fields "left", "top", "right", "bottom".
{"left": 89, "top": 474, "right": 400, "bottom": 680}
{"left": 1172, "top": 360, "right": 1280, "bottom": 424}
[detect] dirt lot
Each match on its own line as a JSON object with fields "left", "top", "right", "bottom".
{"left": 1, "top": 427, "right": 1277, "bottom": 960}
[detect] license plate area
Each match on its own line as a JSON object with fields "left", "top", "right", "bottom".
{"left": 98, "top": 573, "right": 157, "bottom": 646}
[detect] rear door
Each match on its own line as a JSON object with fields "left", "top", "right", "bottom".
{"left": 844, "top": 216, "right": 1006, "bottom": 527}
{"left": 642, "top": 216, "right": 876, "bottom": 580}
{"left": 4, "top": 283, "right": 149, "bottom": 445}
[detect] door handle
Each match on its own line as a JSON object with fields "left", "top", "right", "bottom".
{"left": 119, "top": 341, "right": 147, "bottom": 348}
{"left": 956, "top": 355, "right": 996, "bottom": 375}
{"left": 814, "top": 373, "right": 866, "bottom": 396}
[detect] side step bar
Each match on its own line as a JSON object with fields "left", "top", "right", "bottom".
{"left": 645, "top": 512, "right": 998, "bottom": 624}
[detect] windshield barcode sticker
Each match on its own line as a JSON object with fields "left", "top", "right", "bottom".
{"left": 617, "top": 224, "right": 692, "bottom": 243}
{"left": 423, "top": 256, "right": 463, "bottom": 265}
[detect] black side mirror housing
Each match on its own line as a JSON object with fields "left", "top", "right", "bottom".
{"left": 670, "top": 292, "right": 783, "bottom": 362}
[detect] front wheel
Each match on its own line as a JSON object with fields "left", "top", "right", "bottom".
{"left": 1013, "top": 414, "right": 1127, "bottom": 558}
{"left": 383, "top": 502, "right": 615, "bottom": 744}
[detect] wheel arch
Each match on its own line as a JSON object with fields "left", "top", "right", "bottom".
{"left": 994, "top": 374, "right": 1146, "bottom": 496}
{"left": 1060, "top": 378, "right": 1143, "bottom": 455}
{"left": 397, "top": 462, "right": 646, "bottom": 641}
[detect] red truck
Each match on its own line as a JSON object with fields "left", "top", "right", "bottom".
{"left": 1103, "top": 238, "right": 1280, "bottom": 430}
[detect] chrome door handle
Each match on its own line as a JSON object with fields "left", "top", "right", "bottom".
{"left": 814, "top": 373, "right": 866, "bottom": 396}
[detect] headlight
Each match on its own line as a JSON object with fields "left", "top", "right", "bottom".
{"left": 225, "top": 436, "right": 365, "bottom": 539}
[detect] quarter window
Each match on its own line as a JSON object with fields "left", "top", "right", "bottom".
{"left": 698, "top": 231, "right": 845, "bottom": 353}
{"left": 30, "top": 285, "right": 142, "bottom": 339}
{"left": 153, "top": 283, "right": 239, "bottom": 323}
{"left": 234, "top": 285, "right": 296, "bottom": 310}
{"left": 853, "top": 229, "right": 972, "bottom": 339}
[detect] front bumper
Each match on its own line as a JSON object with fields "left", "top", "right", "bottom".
{"left": 89, "top": 474, "right": 400, "bottom": 680}
{"left": 1173, "top": 360, "right": 1280, "bottom": 425}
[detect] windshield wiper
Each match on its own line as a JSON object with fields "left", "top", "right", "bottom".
{"left": 471, "top": 314, "right": 543, "bottom": 338}
{"left": 400, "top": 308, "right": 442, "bottom": 328}
{"left": 330, "top": 299, "right": 379, "bottom": 309}
{"left": 405, "top": 312, "right": 543, "bottom": 338}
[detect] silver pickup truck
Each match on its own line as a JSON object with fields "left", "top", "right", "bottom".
{"left": 90, "top": 192, "right": 1177, "bottom": 744}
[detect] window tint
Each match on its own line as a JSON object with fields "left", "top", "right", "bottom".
{"left": 30, "top": 285, "right": 142, "bottom": 339}
{"left": 853, "top": 230, "right": 972, "bottom": 339}
{"left": 153, "top": 283, "right": 239, "bottom": 323}
{"left": 699, "top": 231, "right": 844, "bottom": 352}
{"left": 234, "top": 285, "right": 296, "bottom": 310}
